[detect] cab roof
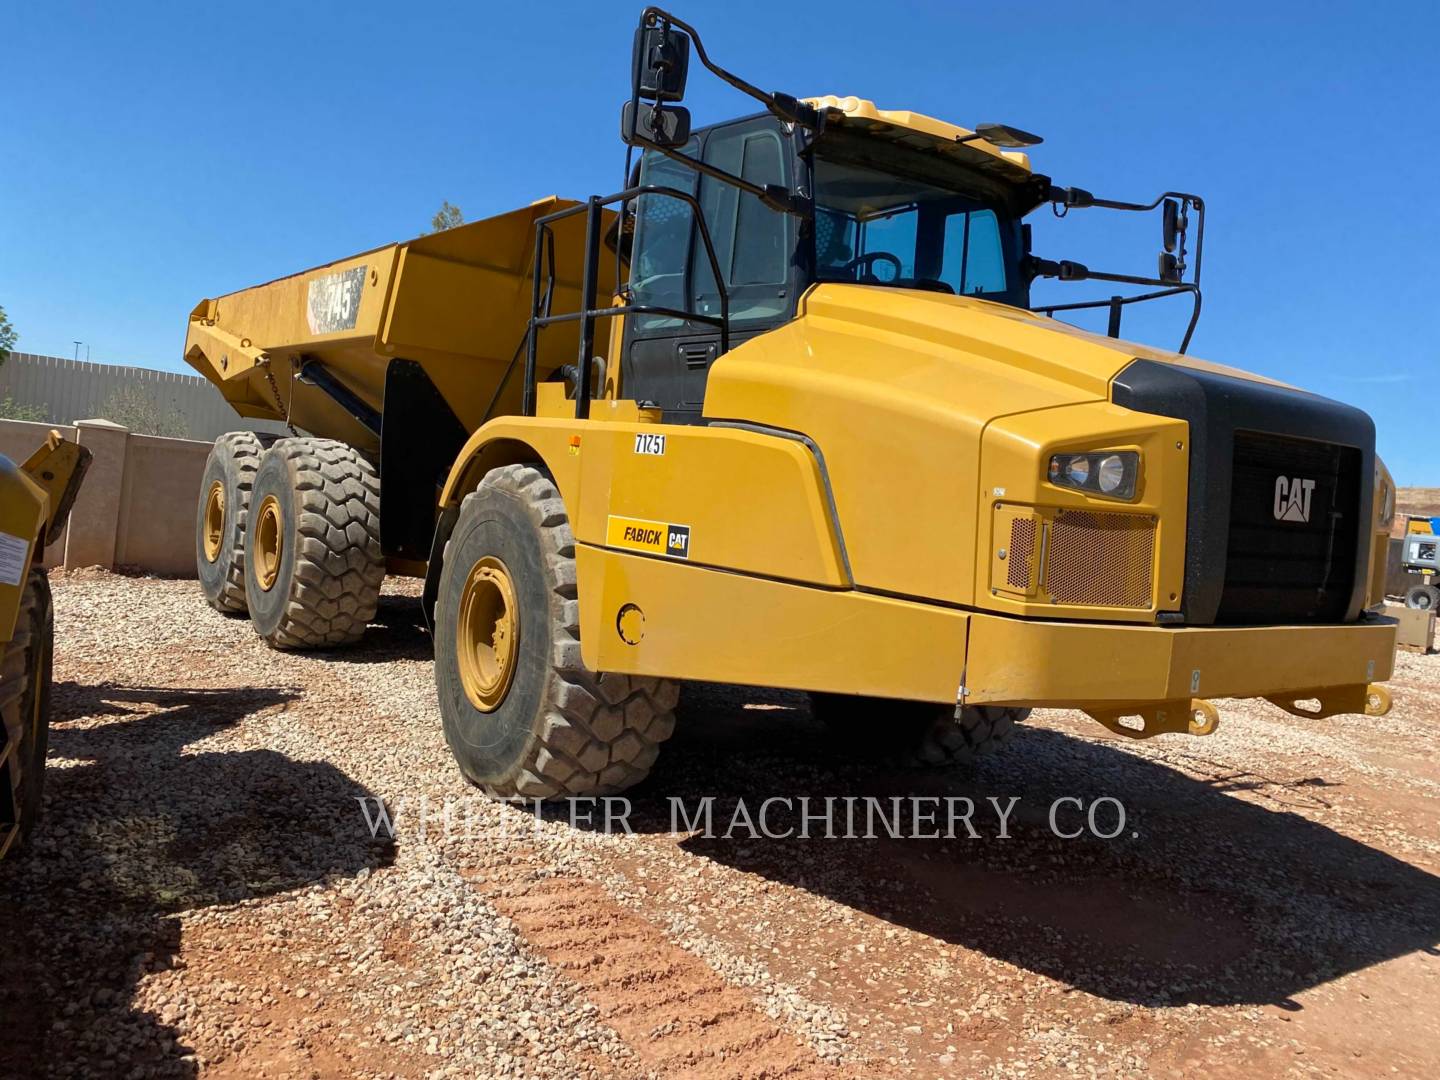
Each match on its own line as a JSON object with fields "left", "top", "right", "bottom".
{"left": 805, "top": 95, "right": 1036, "bottom": 179}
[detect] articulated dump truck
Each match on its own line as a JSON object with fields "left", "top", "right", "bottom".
{"left": 184, "top": 8, "right": 1398, "bottom": 799}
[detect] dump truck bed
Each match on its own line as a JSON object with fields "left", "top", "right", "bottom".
{"left": 185, "top": 197, "right": 614, "bottom": 451}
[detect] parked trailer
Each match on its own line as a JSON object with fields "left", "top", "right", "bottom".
{"left": 185, "top": 7, "right": 1398, "bottom": 800}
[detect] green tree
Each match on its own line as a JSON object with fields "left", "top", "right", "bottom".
{"left": 98, "top": 383, "right": 192, "bottom": 439}
{"left": 0, "top": 396, "right": 47, "bottom": 422}
{"left": 425, "top": 200, "right": 464, "bottom": 234}
{"left": 0, "top": 305, "right": 16, "bottom": 365}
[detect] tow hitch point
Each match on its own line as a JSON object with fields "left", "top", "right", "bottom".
{"left": 1264, "top": 683, "right": 1393, "bottom": 720}
{"left": 1085, "top": 698, "right": 1219, "bottom": 740}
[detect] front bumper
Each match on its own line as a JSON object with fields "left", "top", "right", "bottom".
{"left": 963, "top": 610, "right": 1397, "bottom": 723}
{"left": 581, "top": 544, "right": 1397, "bottom": 731}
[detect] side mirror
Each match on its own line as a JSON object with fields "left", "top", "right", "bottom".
{"left": 1158, "top": 252, "right": 1181, "bottom": 283}
{"left": 1162, "top": 198, "right": 1181, "bottom": 253}
{"left": 621, "top": 100, "right": 691, "bottom": 148}
{"left": 632, "top": 23, "right": 690, "bottom": 102}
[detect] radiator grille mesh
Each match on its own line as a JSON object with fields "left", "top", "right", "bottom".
{"left": 1006, "top": 518, "right": 1037, "bottom": 590}
{"left": 1045, "top": 511, "right": 1154, "bottom": 608}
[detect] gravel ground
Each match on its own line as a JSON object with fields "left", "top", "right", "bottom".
{"left": 2, "top": 571, "right": 1438, "bottom": 1078}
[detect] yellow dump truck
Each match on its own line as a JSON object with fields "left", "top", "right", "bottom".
{"left": 0, "top": 432, "right": 91, "bottom": 857}
{"left": 185, "top": 8, "right": 1397, "bottom": 797}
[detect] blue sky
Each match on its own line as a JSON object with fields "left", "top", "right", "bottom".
{"left": 2, "top": 0, "right": 1436, "bottom": 481}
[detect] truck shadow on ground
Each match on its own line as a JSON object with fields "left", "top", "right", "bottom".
{"left": 328, "top": 593, "right": 434, "bottom": 664}
{"left": 0, "top": 683, "right": 394, "bottom": 1079}
{"left": 621, "top": 683, "right": 1440, "bottom": 1011}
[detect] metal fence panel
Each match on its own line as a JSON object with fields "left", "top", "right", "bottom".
{"left": 0, "top": 352, "right": 288, "bottom": 442}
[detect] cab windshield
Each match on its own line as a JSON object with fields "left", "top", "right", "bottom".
{"left": 812, "top": 145, "right": 1019, "bottom": 301}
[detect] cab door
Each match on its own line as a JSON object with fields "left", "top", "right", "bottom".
{"left": 622, "top": 116, "right": 798, "bottom": 423}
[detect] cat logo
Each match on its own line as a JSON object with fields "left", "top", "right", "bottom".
{"left": 1273, "top": 476, "right": 1316, "bottom": 523}
{"left": 606, "top": 515, "right": 691, "bottom": 559}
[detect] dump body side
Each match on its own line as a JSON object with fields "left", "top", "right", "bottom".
{"left": 184, "top": 197, "right": 616, "bottom": 453}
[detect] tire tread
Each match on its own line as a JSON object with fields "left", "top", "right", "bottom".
{"left": 255, "top": 438, "right": 383, "bottom": 649}
{"left": 1, "top": 569, "right": 52, "bottom": 849}
{"left": 443, "top": 464, "right": 677, "bottom": 798}
{"left": 201, "top": 431, "right": 266, "bottom": 613}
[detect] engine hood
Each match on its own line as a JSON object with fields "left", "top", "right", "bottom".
{"left": 794, "top": 283, "right": 1295, "bottom": 403}
{"left": 699, "top": 281, "right": 1320, "bottom": 608}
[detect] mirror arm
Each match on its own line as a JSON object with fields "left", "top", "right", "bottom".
{"left": 1189, "top": 197, "right": 1206, "bottom": 288}
{"left": 641, "top": 7, "right": 820, "bottom": 130}
{"left": 1044, "top": 188, "right": 1207, "bottom": 292}
{"left": 1028, "top": 258, "right": 1181, "bottom": 289}
{"left": 1079, "top": 268, "right": 1184, "bottom": 289}
{"left": 1049, "top": 186, "right": 1202, "bottom": 215}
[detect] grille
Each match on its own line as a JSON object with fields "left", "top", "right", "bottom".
{"left": 1218, "top": 431, "right": 1361, "bottom": 623}
{"left": 1045, "top": 511, "right": 1155, "bottom": 608}
{"left": 1006, "top": 517, "right": 1037, "bottom": 589}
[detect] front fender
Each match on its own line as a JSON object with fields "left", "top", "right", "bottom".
{"left": 423, "top": 419, "right": 584, "bottom": 629}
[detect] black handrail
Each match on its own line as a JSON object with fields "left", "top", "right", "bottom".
{"left": 522, "top": 183, "right": 730, "bottom": 419}
{"left": 1036, "top": 284, "right": 1203, "bottom": 355}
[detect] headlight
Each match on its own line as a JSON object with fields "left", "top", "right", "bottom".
{"left": 1096, "top": 454, "right": 1127, "bottom": 494}
{"left": 1047, "top": 451, "right": 1140, "bottom": 501}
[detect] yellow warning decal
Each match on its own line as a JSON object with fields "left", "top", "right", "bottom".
{"left": 606, "top": 515, "right": 691, "bottom": 559}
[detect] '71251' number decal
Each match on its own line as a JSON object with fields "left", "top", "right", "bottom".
{"left": 633, "top": 432, "right": 666, "bottom": 456}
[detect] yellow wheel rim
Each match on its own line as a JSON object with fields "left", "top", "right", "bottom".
{"left": 457, "top": 556, "right": 520, "bottom": 712}
{"left": 202, "top": 480, "right": 225, "bottom": 563}
{"left": 254, "top": 494, "right": 283, "bottom": 592}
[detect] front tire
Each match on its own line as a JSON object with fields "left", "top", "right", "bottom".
{"left": 810, "top": 692, "right": 1027, "bottom": 767}
{"left": 434, "top": 464, "right": 677, "bottom": 799}
{"left": 244, "top": 438, "right": 384, "bottom": 649}
{"left": 1, "top": 570, "right": 53, "bottom": 853}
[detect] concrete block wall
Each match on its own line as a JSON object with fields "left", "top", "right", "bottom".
{"left": 0, "top": 417, "right": 211, "bottom": 577}
{"left": 115, "top": 430, "right": 212, "bottom": 575}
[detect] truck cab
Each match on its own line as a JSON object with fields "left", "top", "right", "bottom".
{"left": 620, "top": 101, "right": 1039, "bottom": 421}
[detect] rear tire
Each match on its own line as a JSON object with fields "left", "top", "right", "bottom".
{"left": 1, "top": 570, "right": 53, "bottom": 853}
{"left": 196, "top": 432, "right": 269, "bottom": 613}
{"left": 1405, "top": 583, "right": 1439, "bottom": 611}
{"left": 244, "top": 438, "right": 384, "bottom": 649}
{"left": 810, "top": 692, "right": 1027, "bottom": 767}
{"left": 435, "top": 464, "right": 678, "bottom": 799}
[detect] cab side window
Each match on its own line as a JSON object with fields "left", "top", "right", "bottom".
{"left": 940, "top": 209, "right": 1007, "bottom": 295}
{"left": 630, "top": 139, "right": 700, "bottom": 332}
{"left": 691, "top": 119, "right": 792, "bottom": 325}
